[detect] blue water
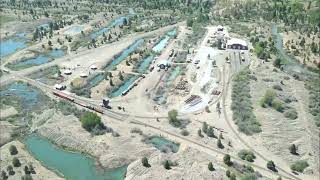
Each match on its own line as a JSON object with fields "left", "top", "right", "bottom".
{"left": 48, "top": 49, "right": 65, "bottom": 58}
{"left": 25, "top": 134, "right": 127, "bottom": 180}
{"left": 152, "top": 36, "right": 170, "bottom": 53}
{"left": 13, "top": 49, "right": 65, "bottom": 68}
{"left": 149, "top": 136, "right": 179, "bottom": 153}
{"left": 18, "top": 55, "right": 50, "bottom": 66}
{"left": 167, "top": 29, "right": 177, "bottom": 37}
{"left": 0, "top": 39, "right": 27, "bottom": 57}
{"left": 137, "top": 56, "right": 154, "bottom": 73}
{"left": 90, "top": 17, "right": 127, "bottom": 39}
{"left": 16, "top": 33, "right": 26, "bottom": 38}
{"left": 66, "top": 26, "right": 84, "bottom": 34}
{"left": 88, "top": 74, "right": 105, "bottom": 88}
{"left": 38, "top": 23, "right": 49, "bottom": 29}
{"left": 106, "top": 39, "right": 144, "bottom": 70}
{"left": 152, "top": 29, "right": 177, "bottom": 53}
{"left": 0, "top": 82, "right": 40, "bottom": 108}
{"left": 110, "top": 76, "right": 139, "bottom": 97}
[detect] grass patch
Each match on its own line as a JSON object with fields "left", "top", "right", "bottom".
{"left": 284, "top": 109, "right": 298, "bottom": 120}
{"left": 231, "top": 69, "right": 261, "bottom": 135}
{"left": 238, "top": 149, "right": 256, "bottom": 162}
{"left": 290, "top": 160, "right": 309, "bottom": 173}
{"left": 304, "top": 71, "right": 320, "bottom": 127}
{"left": 0, "top": 15, "right": 15, "bottom": 27}
{"left": 260, "top": 89, "right": 284, "bottom": 112}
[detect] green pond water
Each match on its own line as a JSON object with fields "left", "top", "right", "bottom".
{"left": 149, "top": 136, "right": 179, "bottom": 153}
{"left": 24, "top": 134, "right": 127, "bottom": 180}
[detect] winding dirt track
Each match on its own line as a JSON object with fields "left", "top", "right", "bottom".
{"left": 221, "top": 63, "right": 300, "bottom": 180}
{"left": 18, "top": 73, "right": 297, "bottom": 179}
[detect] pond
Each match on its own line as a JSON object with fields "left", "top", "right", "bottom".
{"left": 38, "top": 23, "right": 49, "bottom": 29}
{"left": 88, "top": 74, "right": 105, "bottom": 88}
{"left": 152, "top": 36, "right": 170, "bottom": 53}
{"left": 148, "top": 136, "right": 179, "bottom": 153}
{"left": 0, "top": 38, "right": 28, "bottom": 58}
{"left": 106, "top": 39, "right": 144, "bottom": 70}
{"left": 90, "top": 17, "right": 127, "bottom": 39}
{"left": 152, "top": 29, "right": 176, "bottom": 53}
{"left": 9, "top": 49, "right": 65, "bottom": 70}
{"left": 64, "top": 26, "right": 84, "bottom": 35}
{"left": 25, "top": 134, "right": 127, "bottom": 180}
{"left": 0, "top": 81, "right": 40, "bottom": 108}
{"left": 137, "top": 55, "right": 154, "bottom": 73}
{"left": 109, "top": 76, "right": 139, "bottom": 98}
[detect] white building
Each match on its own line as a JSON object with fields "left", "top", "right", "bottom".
{"left": 227, "top": 38, "right": 248, "bottom": 50}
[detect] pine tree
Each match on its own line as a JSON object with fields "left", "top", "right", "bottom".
{"left": 142, "top": 157, "right": 150, "bottom": 167}
{"left": 223, "top": 154, "right": 232, "bottom": 166}
{"left": 289, "top": 144, "right": 298, "bottom": 155}
{"left": 198, "top": 129, "right": 203, "bottom": 137}
{"left": 208, "top": 162, "right": 215, "bottom": 171}
{"left": 202, "top": 122, "right": 208, "bottom": 133}
{"left": 217, "top": 138, "right": 224, "bottom": 149}
{"left": 164, "top": 160, "right": 171, "bottom": 170}
{"left": 267, "top": 160, "right": 276, "bottom": 171}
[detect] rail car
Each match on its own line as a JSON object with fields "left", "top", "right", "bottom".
{"left": 93, "top": 107, "right": 104, "bottom": 114}
{"left": 53, "top": 91, "right": 75, "bottom": 102}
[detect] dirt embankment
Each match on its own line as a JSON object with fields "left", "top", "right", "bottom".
{"left": 35, "top": 110, "right": 155, "bottom": 169}
{"left": 0, "top": 141, "right": 63, "bottom": 180}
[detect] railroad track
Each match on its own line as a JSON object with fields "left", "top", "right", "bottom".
{"left": 129, "top": 120, "right": 295, "bottom": 180}
{"left": 221, "top": 64, "right": 300, "bottom": 180}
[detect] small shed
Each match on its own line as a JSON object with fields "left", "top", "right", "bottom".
{"left": 80, "top": 73, "right": 88, "bottom": 78}
{"left": 64, "top": 69, "right": 72, "bottom": 75}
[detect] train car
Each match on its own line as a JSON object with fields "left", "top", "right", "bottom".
{"left": 94, "top": 107, "right": 104, "bottom": 114}
{"left": 53, "top": 91, "right": 75, "bottom": 102}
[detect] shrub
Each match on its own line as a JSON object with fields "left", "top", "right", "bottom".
{"left": 231, "top": 69, "right": 261, "bottom": 135}
{"left": 290, "top": 160, "right": 309, "bottom": 173}
{"left": 6, "top": 165, "right": 14, "bottom": 175}
{"left": 230, "top": 173, "right": 236, "bottom": 180}
{"left": 168, "top": 109, "right": 181, "bottom": 127}
{"left": 226, "top": 170, "right": 231, "bottom": 177}
{"left": 181, "top": 129, "right": 189, "bottom": 136}
{"left": 273, "top": 84, "right": 282, "bottom": 91}
{"left": 284, "top": 109, "right": 298, "bottom": 119}
{"left": 80, "top": 112, "right": 104, "bottom": 132}
{"left": 238, "top": 150, "right": 256, "bottom": 162}
{"left": 21, "top": 174, "right": 33, "bottom": 180}
{"left": 9, "top": 145, "right": 18, "bottom": 155}
{"left": 1, "top": 170, "right": 8, "bottom": 180}
{"left": 272, "top": 100, "right": 284, "bottom": 112}
{"left": 131, "top": 128, "right": 143, "bottom": 135}
{"left": 260, "top": 90, "right": 276, "bottom": 107}
{"left": 12, "top": 157, "right": 21, "bottom": 167}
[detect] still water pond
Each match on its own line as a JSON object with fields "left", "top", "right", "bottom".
{"left": 25, "top": 134, "right": 127, "bottom": 180}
